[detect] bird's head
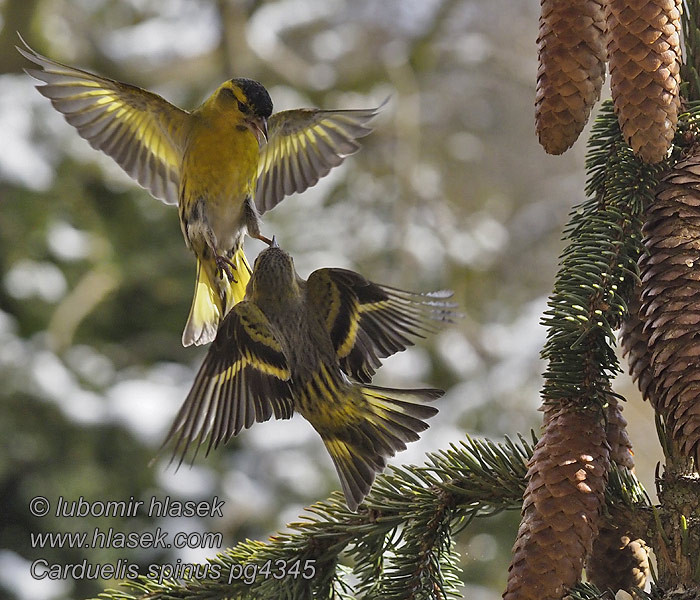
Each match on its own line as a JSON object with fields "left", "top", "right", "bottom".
{"left": 214, "top": 78, "right": 272, "bottom": 147}
{"left": 249, "top": 241, "right": 301, "bottom": 303}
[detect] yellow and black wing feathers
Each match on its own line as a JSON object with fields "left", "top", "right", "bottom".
{"left": 164, "top": 301, "right": 294, "bottom": 465}
{"left": 255, "top": 101, "right": 385, "bottom": 214}
{"left": 322, "top": 385, "right": 441, "bottom": 511}
{"left": 18, "top": 36, "right": 188, "bottom": 205}
{"left": 306, "top": 268, "right": 456, "bottom": 383}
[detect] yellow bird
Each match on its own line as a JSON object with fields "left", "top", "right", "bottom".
{"left": 164, "top": 241, "right": 456, "bottom": 511}
{"left": 18, "top": 37, "right": 383, "bottom": 346}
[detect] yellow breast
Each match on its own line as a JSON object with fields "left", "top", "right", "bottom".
{"left": 182, "top": 113, "right": 259, "bottom": 204}
{"left": 178, "top": 110, "right": 261, "bottom": 254}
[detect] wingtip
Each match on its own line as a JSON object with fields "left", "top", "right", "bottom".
{"left": 412, "top": 387, "right": 445, "bottom": 403}
{"left": 431, "top": 387, "right": 446, "bottom": 398}
{"left": 16, "top": 31, "right": 29, "bottom": 48}
{"left": 424, "top": 289, "right": 454, "bottom": 299}
{"left": 15, "top": 31, "right": 39, "bottom": 58}
{"left": 373, "top": 95, "right": 392, "bottom": 113}
{"left": 15, "top": 34, "right": 50, "bottom": 71}
{"left": 15, "top": 45, "right": 34, "bottom": 62}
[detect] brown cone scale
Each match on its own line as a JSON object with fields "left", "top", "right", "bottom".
{"left": 621, "top": 286, "right": 660, "bottom": 408}
{"left": 504, "top": 406, "right": 610, "bottom": 600}
{"left": 536, "top": 0, "right": 608, "bottom": 154}
{"left": 638, "top": 154, "right": 700, "bottom": 466}
{"left": 606, "top": 0, "right": 682, "bottom": 163}
{"left": 606, "top": 398, "right": 635, "bottom": 470}
{"left": 585, "top": 515, "right": 650, "bottom": 591}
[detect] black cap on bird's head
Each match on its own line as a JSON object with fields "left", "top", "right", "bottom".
{"left": 231, "top": 78, "right": 273, "bottom": 119}
{"left": 229, "top": 78, "right": 272, "bottom": 146}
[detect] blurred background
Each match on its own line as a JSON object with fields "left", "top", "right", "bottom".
{"left": 0, "top": 0, "right": 661, "bottom": 599}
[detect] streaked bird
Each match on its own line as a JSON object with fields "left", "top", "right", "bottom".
{"left": 18, "top": 36, "right": 383, "bottom": 346}
{"left": 164, "top": 241, "right": 456, "bottom": 511}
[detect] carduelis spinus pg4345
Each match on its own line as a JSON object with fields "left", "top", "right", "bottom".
{"left": 18, "top": 37, "right": 382, "bottom": 346}
{"left": 164, "top": 241, "right": 456, "bottom": 511}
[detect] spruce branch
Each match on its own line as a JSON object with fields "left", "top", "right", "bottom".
{"left": 605, "top": 465, "right": 652, "bottom": 510}
{"left": 541, "top": 100, "right": 663, "bottom": 410}
{"left": 94, "top": 433, "right": 647, "bottom": 600}
{"left": 505, "top": 99, "right": 667, "bottom": 600}
{"left": 94, "top": 435, "right": 532, "bottom": 600}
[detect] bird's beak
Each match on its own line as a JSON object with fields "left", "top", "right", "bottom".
{"left": 270, "top": 235, "right": 279, "bottom": 248}
{"left": 249, "top": 116, "right": 268, "bottom": 146}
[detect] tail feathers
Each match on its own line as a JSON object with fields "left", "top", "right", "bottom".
{"left": 323, "top": 386, "right": 441, "bottom": 512}
{"left": 228, "top": 247, "right": 252, "bottom": 307}
{"left": 324, "top": 438, "right": 385, "bottom": 512}
{"left": 182, "top": 249, "right": 252, "bottom": 347}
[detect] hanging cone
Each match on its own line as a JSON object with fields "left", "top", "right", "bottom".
{"left": 535, "top": 0, "right": 608, "bottom": 154}
{"left": 606, "top": 397, "right": 635, "bottom": 470}
{"left": 606, "top": 0, "right": 682, "bottom": 164}
{"left": 639, "top": 154, "right": 700, "bottom": 465}
{"left": 503, "top": 406, "right": 610, "bottom": 600}
{"left": 587, "top": 400, "right": 645, "bottom": 592}
{"left": 585, "top": 512, "right": 650, "bottom": 592}
{"left": 621, "top": 286, "right": 660, "bottom": 408}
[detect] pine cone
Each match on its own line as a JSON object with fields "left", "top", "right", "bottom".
{"left": 639, "top": 154, "right": 700, "bottom": 465}
{"left": 536, "top": 0, "right": 607, "bottom": 154}
{"left": 585, "top": 515, "right": 650, "bottom": 591}
{"left": 504, "top": 406, "right": 610, "bottom": 600}
{"left": 606, "top": 0, "right": 682, "bottom": 164}
{"left": 621, "top": 285, "right": 659, "bottom": 407}
{"left": 606, "top": 398, "right": 635, "bottom": 470}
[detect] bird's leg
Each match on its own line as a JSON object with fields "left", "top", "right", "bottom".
{"left": 243, "top": 197, "right": 273, "bottom": 246}
{"left": 196, "top": 210, "right": 238, "bottom": 283}
{"left": 215, "top": 254, "right": 238, "bottom": 283}
{"left": 252, "top": 232, "right": 273, "bottom": 246}
{"left": 188, "top": 200, "right": 239, "bottom": 282}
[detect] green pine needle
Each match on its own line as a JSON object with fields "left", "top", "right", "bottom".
{"left": 541, "top": 100, "right": 665, "bottom": 410}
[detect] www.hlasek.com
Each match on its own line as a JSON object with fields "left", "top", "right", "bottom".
{"left": 27, "top": 495, "right": 315, "bottom": 583}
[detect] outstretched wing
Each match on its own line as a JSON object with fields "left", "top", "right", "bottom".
{"left": 255, "top": 100, "right": 386, "bottom": 214}
{"left": 18, "top": 36, "right": 188, "bottom": 205}
{"left": 306, "top": 268, "right": 456, "bottom": 383}
{"left": 164, "top": 301, "right": 294, "bottom": 465}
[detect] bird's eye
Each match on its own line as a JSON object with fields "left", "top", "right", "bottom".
{"left": 236, "top": 99, "right": 251, "bottom": 115}
{"left": 220, "top": 87, "right": 251, "bottom": 114}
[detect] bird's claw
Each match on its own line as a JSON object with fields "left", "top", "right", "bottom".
{"left": 215, "top": 255, "right": 238, "bottom": 283}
